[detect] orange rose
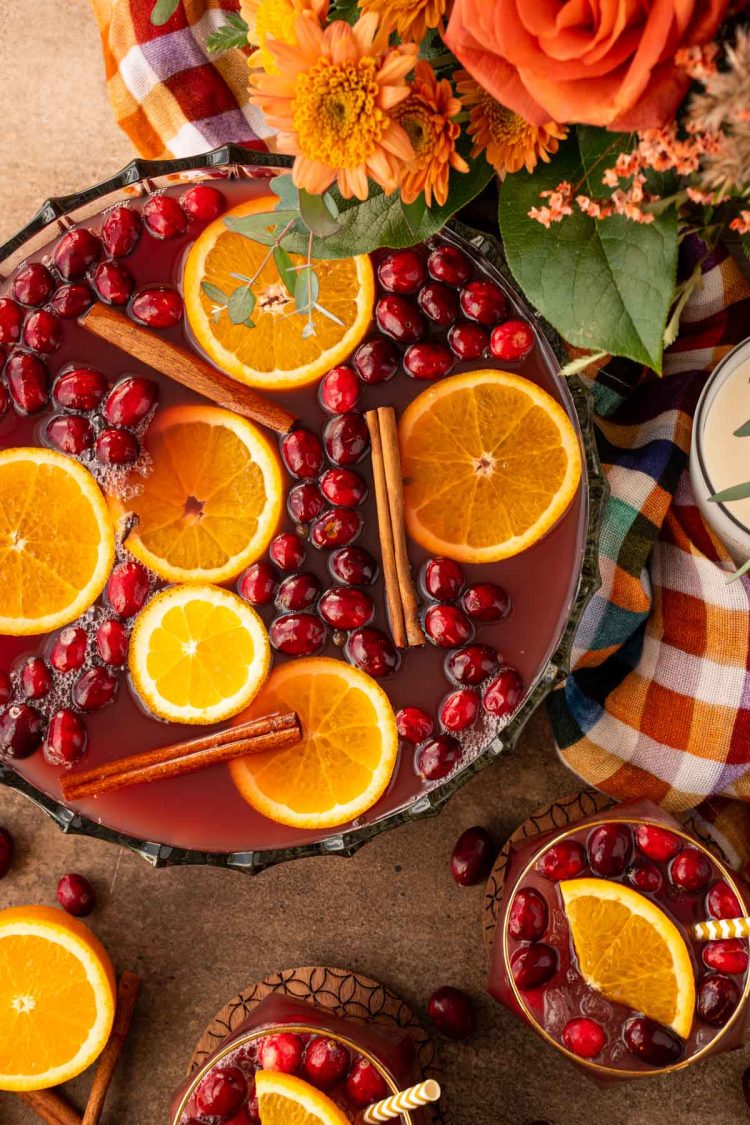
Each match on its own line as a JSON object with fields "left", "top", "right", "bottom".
{"left": 444, "top": 0, "right": 731, "bottom": 130}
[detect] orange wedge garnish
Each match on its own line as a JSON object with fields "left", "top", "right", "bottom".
{"left": 255, "top": 1070, "right": 351, "bottom": 1125}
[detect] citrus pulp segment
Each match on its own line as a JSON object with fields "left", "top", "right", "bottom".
{"left": 255, "top": 1069, "right": 351, "bottom": 1125}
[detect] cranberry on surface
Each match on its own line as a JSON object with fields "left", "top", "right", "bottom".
{"left": 23, "top": 309, "right": 61, "bottom": 354}
{"left": 702, "top": 939, "right": 749, "bottom": 975}
{"left": 106, "top": 561, "right": 149, "bottom": 617}
{"left": 238, "top": 563, "right": 277, "bottom": 606}
{"left": 52, "top": 228, "right": 101, "bottom": 279}
{"left": 378, "top": 249, "right": 425, "bottom": 294}
{"left": 275, "top": 573, "right": 321, "bottom": 613}
{"left": 319, "top": 587, "right": 373, "bottom": 630}
{"left": 0, "top": 298, "right": 23, "bottom": 344}
{"left": 323, "top": 412, "right": 369, "bottom": 466}
{"left": 0, "top": 704, "right": 44, "bottom": 758}
{"left": 329, "top": 546, "right": 377, "bottom": 587}
{"left": 491, "top": 318, "right": 535, "bottom": 361}
{"left": 623, "top": 1016, "right": 683, "bottom": 1067}
{"left": 451, "top": 826, "right": 495, "bottom": 886}
{"left": 697, "top": 974, "right": 741, "bottom": 1025}
{"left": 353, "top": 337, "right": 399, "bottom": 384}
{"left": 345, "top": 1058, "right": 389, "bottom": 1106}
{"left": 54, "top": 367, "right": 108, "bottom": 411}
{"left": 73, "top": 667, "right": 118, "bottom": 711}
{"left": 0, "top": 827, "right": 13, "bottom": 879}
{"left": 424, "top": 604, "right": 473, "bottom": 648}
{"left": 562, "top": 1018, "right": 606, "bottom": 1059}
{"left": 92, "top": 260, "right": 134, "bottom": 306}
{"left": 483, "top": 667, "right": 524, "bottom": 718}
{"left": 396, "top": 706, "right": 433, "bottom": 744}
{"left": 404, "top": 342, "right": 454, "bottom": 381}
{"left": 303, "top": 1037, "right": 350, "bottom": 1090}
{"left": 258, "top": 1031, "right": 303, "bottom": 1074}
{"left": 422, "top": 557, "right": 464, "bottom": 601}
{"left": 101, "top": 205, "right": 142, "bottom": 257}
{"left": 319, "top": 364, "right": 359, "bottom": 413}
{"left": 536, "top": 840, "right": 587, "bottom": 881}
{"left": 45, "top": 415, "right": 94, "bottom": 455}
{"left": 461, "top": 582, "right": 510, "bottom": 622}
{"left": 5, "top": 352, "right": 49, "bottom": 414}
{"left": 57, "top": 872, "right": 96, "bottom": 917}
{"left": 628, "top": 862, "right": 663, "bottom": 893}
{"left": 346, "top": 628, "right": 399, "bottom": 678}
{"left": 19, "top": 656, "right": 52, "bottom": 700}
{"left": 143, "top": 194, "right": 188, "bottom": 240}
{"left": 96, "top": 620, "right": 129, "bottom": 666}
{"left": 270, "top": 614, "right": 327, "bottom": 656}
{"left": 320, "top": 468, "right": 367, "bottom": 508}
{"left": 104, "top": 376, "right": 159, "bottom": 426}
{"left": 130, "top": 287, "right": 183, "bottom": 328}
{"left": 375, "top": 295, "right": 425, "bottom": 343}
{"left": 95, "top": 428, "right": 139, "bottom": 465}
{"left": 706, "top": 880, "right": 742, "bottom": 920}
{"left": 587, "top": 823, "right": 632, "bottom": 876}
{"left": 13, "top": 263, "right": 54, "bottom": 307}
{"left": 270, "top": 532, "right": 306, "bottom": 571}
{"left": 670, "top": 847, "right": 712, "bottom": 892}
{"left": 281, "top": 428, "right": 324, "bottom": 479}
{"left": 428, "top": 244, "right": 472, "bottom": 286}
{"left": 418, "top": 282, "right": 459, "bottom": 325}
{"left": 460, "top": 279, "right": 508, "bottom": 325}
{"left": 51, "top": 283, "right": 92, "bottom": 319}
{"left": 440, "top": 688, "right": 479, "bottom": 732}
{"left": 50, "top": 627, "right": 87, "bottom": 672}
{"left": 510, "top": 944, "right": 558, "bottom": 990}
{"left": 446, "top": 645, "right": 499, "bottom": 686}
{"left": 427, "top": 986, "right": 475, "bottom": 1039}
{"left": 195, "top": 1066, "right": 248, "bottom": 1117}
{"left": 447, "top": 321, "right": 489, "bottom": 359}
{"left": 310, "top": 508, "right": 362, "bottom": 550}
{"left": 288, "top": 481, "right": 324, "bottom": 524}
{"left": 634, "top": 823, "right": 681, "bottom": 862}
{"left": 44, "top": 710, "right": 88, "bottom": 767}
{"left": 508, "top": 887, "right": 548, "bottom": 941}
{"left": 181, "top": 184, "right": 226, "bottom": 222}
{"left": 416, "top": 734, "right": 461, "bottom": 780}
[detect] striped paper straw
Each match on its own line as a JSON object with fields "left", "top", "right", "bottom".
{"left": 693, "top": 917, "right": 750, "bottom": 941}
{"left": 363, "top": 1079, "right": 441, "bottom": 1122}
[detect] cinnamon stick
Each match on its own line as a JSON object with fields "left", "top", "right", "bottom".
{"left": 82, "top": 972, "right": 141, "bottom": 1125}
{"left": 61, "top": 712, "right": 301, "bottom": 802}
{"left": 377, "top": 407, "right": 425, "bottom": 648}
{"left": 366, "top": 410, "right": 410, "bottom": 649}
{"left": 79, "top": 304, "right": 295, "bottom": 434}
{"left": 17, "top": 1089, "right": 81, "bottom": 1125}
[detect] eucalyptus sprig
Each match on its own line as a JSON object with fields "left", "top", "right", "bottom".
{"left": 708, "top": 408, "right": 750, "bottom": 582}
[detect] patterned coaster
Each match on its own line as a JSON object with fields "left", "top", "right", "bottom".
{"left": 188, "top": 965, "right": 444, "bottom": 1123}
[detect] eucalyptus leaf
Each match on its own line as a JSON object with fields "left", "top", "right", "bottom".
{"left": 151, "top": 0, "right": 180, "bottom": 25}
{"left": 224, "top": 210, "right": 300, "bottom": 242}
{"left": 273, "top": 247, "right": 296, "bottom": 296}
{"left": 727, "top": 557, "right": 750, "bottom": 583}
{"left": 302, "top": 321, "right": 316, "bottom": 338}
{"left": 708, "top": 481, "right": 750, "bottom": 503}
{"left": 294, "top": 268, "right": 320, "bottom": 313}
{"left": 201, "top": 281, "right": 228, "bottom": 306}
{"left": 228, "top": 286, "right": 256, "bottom": 325}
{"left": 299, "top": 189, "right": 341, "bottom": 237}
{"left": 734, "top": 419, "right": 750, "bottom": 437}
{"left": 270, "top": 175, "right": 300, "bottom": 211}
{"left": 323, "top": 192, "right": 339, "bottom": 221}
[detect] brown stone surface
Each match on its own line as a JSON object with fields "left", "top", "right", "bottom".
{"left": 0, "top": 4, "right": 748, "bottom": 1122}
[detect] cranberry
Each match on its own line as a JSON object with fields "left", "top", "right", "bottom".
{"left": 23, "top": 309, "right": 61, "bottom": 354}
{"left": 446, "top": 645, "right": 499, "bottom": 686}
{"left": 634, "top": 824, "right": 682, "bottom": 863}
{"left": 378, "top": 249, "right": 425, "bottom": 294}
{"left": 19, "top": 656, "right": 52, "bottom": 700}
{"left": 375, "top": 295, "right": 425, "bottom": 343}
{"left": 5, "top": 352, "right": 49, "bottom": 413}
{"left": 52, "top": 228, "right": 101, "bottom": 279}
{"left": 96, "top": 620, "right": 129, "bottom": 666}
{"left": 44, "top": 710, "right": 88, "bottom": 767}
{"left": 275, "top": 573, "right": 321, "bottom": 612}
{"left": 670, "top": 847, "right": 712, "bottom": 892}
{"left": 424, "top": 604, "right": 473, "bottom": 648}
{"left": 270, "top": 532, "right": 305, "bottom": 571}
{"left": 628, "top": 861, "right": 663, "bottom": 893}
{"left": 697, "top": 973, "right": 740, "bottom": 1026}
{"left": 623, "top": 1016, "right": 683, "bottom": 1067}
{"left": 703, "top": 939, "right": 749, "bottom": 975}
{"left": 427, "top": 986, "right": 475, "bottom": 1039}
{"left": 346, "top": 628, "right": 399, "bottom": 678}
{"left": 319, "top": 587, "right": 373, "bottom": 629}
{"left": 707, "top": 880, "right": 742, "bottom": 920}
{"left": 238, "top": 562, "right": 277, "bottom": 606}
{"left": 270, "top": 613, "right": 327, "bottom": 656}
{"left": 508, "top": 887, "right": 548, "bottom": 940}
{"left": 304, "top": 1037, "right": 350, "bottom": 1090}
{"left": 330, "top": 546, "right": 377, "bottom": 587}
{"left": 396, "top": 707, "right": 433, "bottom": 743}
{"left": 483, "top": 667, "right": 524, "bottom": 718}
{"left": 101, "top": 205, "right": 143, "bottom": 257}
{"left": 104, "top": 376, "right": 159, "bottom": 426}
{"left": 0, "top": 704, "right": 44, "bottom": 758}
{"left": 491, "top": 318, "right": 534, "bottom": 361}
{"left": 45, "top": 415, "right": 94, "bottom": 455}
{"left": 0, "top": 298, "right": 23, "bottom": 344}
{"left": 587, "top": 823, "right": 632, "bottom": 876}
{"left": 440, "top": 688, "right": 479, "bottom": 732}
{"left": 510, "top": 944, "right": 557, "bottom": 990}
{"left": 51, "top": 283, "right": 92, "bottom": 319}
{"left": 311, "top": 507, "right": 362, "bottom": 549}
{"left": 73, "top": 667, "right": 118, "bottom": 711}
{"left": 288, "top": 481, "right": 324, "bottom": 524}
{"left": 93, "top": 260, "right": 134, "bottom": 306}
{"left": 461, "top": 582, "right": 510, "bottom": 622}
{"left": 423, "top": 557, "right": 464, "bottom": 600}
{"left": 131, "top": 287, "right": 183, "bottom": 328}
{"left": 143, "top": 194, "right": 188, "bottom": 240}
{"left": 181, "top": 184, "right": 226, "bottom": 222}
{"left": 281, "top": 428, "right": 324, "bottom": 478}
{"left": 50, "top": 627, "right": 87, "bottom": 672}
{"left": 106, "top": 561, "right": 149, "bottom": 617}
{"left": 460, "top": 279, "right": 508, "bottom": 325}
{"left": 404, "top": 342, "right": 454, "bottom": 381}
{"left": 428, "top": 244, "right": 472, "bottom": 286}
{"left": 536, "top": 840, "right": 586, "bottom": 881}
{"left": 53, "top": 367, "right": 108, "bottom": 411}
{"left": 451, "top": 826, "right": 495, "bottom": 886}
{"left": 258, "top": 1031, "right": 303, "bottom": 1074}
{"left": 13, "top": 263, "right": 54, "bottom": 306}
{"left": 345, "top": 1058, "right": 389, "bottom": 1106}
{"left": 562, "top": 1018, "right": 606, "bottom": 1059}
{"left": 95, "top": 428, "right": 139, "bottom": 465}
{"left": 416, "top": 734, "right": 462, "bottom": 780}
{"left": 320, "top": 468, "right": 367, "bottom": 508}
{"left": 324, "top": 412, "right": 369, "bottom": 466}
{"left": 0, "top": 827, "right": 13, "bottom": 879}
{"left": 57, "top": 872, "right": 96, "bottom": 917}
{"left": 447, "top": 321, "right": 489, "bottom": 359}
{"left": 196, "top": 1067, "right": 248, "bottom": 1117}
{"left": 418, "top": 282, "right": 459, "bottom": 325}
{"left": 353, "top": 337, "right": 399, "bottom": 384}
{"left": 319, "top": 365, "right": 359, "bottom": 413}
{"left": 0, "top": 671, "right": 10, "bottom": 705}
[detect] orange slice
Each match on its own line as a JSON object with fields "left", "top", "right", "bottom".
{"left": 255, "top": 1070, "right": 350, "bottom": 1125}
{"left": 399, "top": 370, "right": 582, "bottom": 563}
{"left": 0, "top": 904, "right": 116, "bottom": 1091}
{"left": 560, "top": 878, "right": 695, "bottom": 1039}
{"left": 0, "top": 448, "right": 115, "bottom": 635}
{"left": 183, "top": 196, "right": 374, "bottom": 390}
{"left": 128, "top": 583, "right": 271, "bottom": 724}
{"left": 230, "top": 657, "right": 398, "bottom": 829}
{"left": 109, "top": 405, "right": 283, "bottom": 584}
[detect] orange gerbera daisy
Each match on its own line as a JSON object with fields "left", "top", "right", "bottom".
{"left": 392, "top": 61, "right": 469, "bottom": 207}
{"left": 250, "top": 13, "right": 417, "bottom": 200}
{"left": 358, "top": 0, "right": 448, "bottom": 43}
{"left": 240, "top": 0, "right": 329, "bottom": 75}
{"left": 456, "top": 72, "right": 567, "bottom": 176}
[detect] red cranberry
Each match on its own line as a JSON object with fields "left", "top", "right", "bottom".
{"left": 536, "top": 840, "right": 586, "bottom": 881}
{"left": 45, "top": 415, "right": 94, "bottom": 455}
{"left": 703, "top": 939, "right": 749, "bottom": 975}
{"left": 446, "top": 645, "right": 499, "bottom": 686}
{"left": 319, "top": 365, "right": 359, "bottom": 413}
{"left": 483, "top": 667, "right": 524, "bottom": 718}
{"left": 427, "top": 986, "right": 475, "bottom": 1039}
{"left": 324, "top": 412, "right": 369, "bottom": 466}
{"left": 423, "top": 557, "right": 463, "bottom": 601}
{"left": 0, "top": 704, "right": 44, "bottom": 758}
{"left": 95, "top": 428, "right": 139, "bottom": 465}
{"left": 671, "top": 847, "right": 712, "bottom": 892}
{"left": 0, "top": 827, "right": 13, "bottom": 879}
{"left": 461, "top": 582, "right": 510, "bottom": 622}
{"left": 375, "top": 295, "right": 425, "bottom": 343}
{"left": 196, "top": 1067, "right": 248, "bottom": 1116}
{"left": 378, "top": 249, "right": 425, "bottom": 294}
{"left": 319, "top": 587, "right": 373, "bottom": 629}
{"left": 460, "top": 279, "right": 508, "bottom": 325}
{"left": 345, "top": 1058, "right": 389, "bottom": 1106}
{"left": 447, "top": 321, "right": 489, "bottom": 359}
{"left": 697, "top": 973, "right": 740, "bottom": 1026}
{"left": 304, "top": 1037, "right": 350, "bottom": 1091}
{"left": 131, "top": 287, "right": 183, "bottom": 328}
{"left": 424, "top": 604, "right": 473, "bottom": 648}
{"left": 270, "top": 532, "right": 305, "bottom": 571}
{"left": 416, "top": 734, "right": 462, "bottom": 780}
{"left": 403, "top": 342, "right": 454, "bottom": 381}
{"left": 270, "top": 613, "right": 327, "bottom": 656}
{"left": 13, "top": 263, "right": 54, "bottom": 306}
{"left": 346, "top": 628, "right": 399, "bottom": 678}
{"left": 5, "top": 352, "right": 49, "bottom": 413}
{"left": 52, "top": 228, "right": 101, "bottom": 279}
{"left": 396, "top": 707, "right": 433, "bottom": 743}
{"left": 562, "top": 1018, "right": 606, "bottom": 1059}
{"left": 508, "top": 887, "right": 548, "bottom": 940}
{"left": 329, "top": 546, "right": 377, "bottom": 586}
{"left": 288, "top": 481, "right": 324, "bottom": 524}
{"left": 311, "top": 508, "right": 362, "bottom": 549}
{"left": 275, "top": 573, "right": 321, "bottom": 612}
{"left": 353, "top": 337, "right": 399, "bottom": 384}
{"left": 491, "top": 319, "right": 534, "bottom": 361}
{"left": 104, "top": 376, "right": 159, "bottom": 426}
{"left": 281, "top": 428, "right": 324, "bottom": 478}
{"left": 96, "top": 620, "right": 129, "bottom": 665}
{"left": 44, "top": 710, "right": 88, "bottom": 767}
{"left": 73, "top": 667, "right": 118, "bottom": 711}
{"left": 0, "top": 298, "right": 23, "bottom": 344}
{"left": 628, "top": 861, "right": 663, "bottom": 893}
{"left": 19, "top": 656, "right": 52, "bottom": 700}
{"left": 53, "top": 367, "right": 108, "bottom": 411}
{"left": 101, "top": 205, "right": 143, "bottom": 257}
{"left": 428, "top": 244, "right": 472, "bottom": 286}
{"left": 587, "top": 823, "right": 632, "bottom": 876}
{"left": 238, "top": 563, "right": 277, "bottom": 606}
{"left": 0, "top": 671, "right": 10, "bottom": 706}
{"left": 93, "top": 260, "right": 134, "bottom": 306}
{"left": 320, "top": 468, "right": 367, "bottom": 508}
{"left": 50, "top": 627, "right": 87, "bottom": 672}
{"left": 23, "top": 309, "right": 61, "bottom": 354}
{"left": 418, "top": 282, "right": 459, "bottom": 325}
{"left": 706, "top": 880, "right": 742, "bottom": 920}
{"left": 51, "top": 283, "right": 92, "bottom": 319}
{"left": 258, "top": 1031, "right": 303, "bottom": 1074}
{"left": 440, "top": 688, "right": 479, "bottom": 732}
{"left": 181, "top": 184, "right": 226, "bottom": 222}
{"left": 510, "top": 944, "right": 557, "bottom": 990}
{"left": 106, "top": 560, "right": 149, "bottom": 617}
{"left": 57, "top": 873, "right": 96, "bottom": 917}
{"left": 451, "top": 826, "right": 495, "bottom": 886}
{"left": 623, "top": 1017, "right": 683, "bottom": 1067}
{"left": 143, "top": 194, "right": 188, "bottom": 240}
{"left": 634, "top": 824, "right": 682, "bottom": 863}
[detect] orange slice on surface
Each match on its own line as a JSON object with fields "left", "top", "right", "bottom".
{"left": 255, "top": 1070, "right": 350, "bottom": 1125}
{"left": 128, "top": 583, "right": 271, "bottom": 724}
{"left": 0, "top": 448, "right": 115, "bottom": 635}
{"left": 230, "top": 657, "right": 398, "bottom": 829}
{"left": 183, "top": 196, "right": 374, "bottom": 390}
{"left": 109, "top": 405, "right": 283, "bottom": 584}
{"left": 398, "top": 370, "right": 582, "bottom": 563}
{"left": 0, "top": 904, "right": 116, "bottom": 1091}
{"left": 560, "top": 878, "right": 695, "bottom": 1039}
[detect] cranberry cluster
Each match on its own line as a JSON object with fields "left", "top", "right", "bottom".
{"left": 45, "top": 368, "right": 159, "bottom": 466}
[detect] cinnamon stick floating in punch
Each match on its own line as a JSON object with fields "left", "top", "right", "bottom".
{"left": 17, "top": 1089, "right": 81, "bottom": 1125}
{"left": 79, "top": 304, "right": 295, "bottom": 434}
{"left": 61, "top": 712, "right": 301, "bottom": 802}
{"left": 82, "top": 972, "right": 141, "bottom": 1125}
{"left": 366, "top": 409, "right": 407, "bottom": 648}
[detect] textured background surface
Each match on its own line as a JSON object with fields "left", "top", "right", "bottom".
{"left": 0, "top": 3, "right": 748, "bottom": 1122}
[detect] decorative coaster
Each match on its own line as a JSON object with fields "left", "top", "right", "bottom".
{"left": 188, "top": 965, "right": 445, "bottom": 1124}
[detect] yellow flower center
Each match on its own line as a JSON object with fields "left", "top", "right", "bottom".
{"left": 252, "top": 0, "right": 298, "bottom": 74}
{"left": 483, "top": 96, "right": 532, "bottom": 147}
{"left": 397, "top": 103, "right": 436, "bottom": 166}
{"left": 292, "top": 57, "right": 390, "bottom": 169}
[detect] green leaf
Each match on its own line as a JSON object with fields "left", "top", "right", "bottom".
{"left": 207, "top": 13, "right": 249, "bottom": 53}
{"left": 294, "top": 268, "right": 320, "bottom": 314}
{"left": 273, "top": 246, "right": 296, "bottom": 296}
{"left": 727, "top": 557, "right": 750, "bottom": 583}
{"left": 499, "top": 131, "right": 678, "bottom": 371}
{"left": 709, "top": 481, "right": 750, "bottom": 503}
{"left": 270, "top": 175, "right": 300, "bottom": 211}
{"left": 323, "top": 193, "right": 339, "bottom": 221}
{"left": 151, "top": 0, "right": 180, "bottom": 26}
{"left": 299, "top": 189, "right": 341, "bottom": 237}
{"left": 742, "top": 233, "right": 750, "bottom": 263}
{"left": 558, "top": 350, "right": 609, "bottom": 378}
{"left": 228, "top": 286, "right": 256, "bottom": 325}
{"left": 329, "top": 0, "right": 360, "bottom": 23}
{"left": 734, "top": 419, "right": 750, "bottom": 437}
{"left": 402, "top": 195, "right": 427, "bottom": 235}
{"left": 200, "top": 281, "right": 228, "bottom": 306}
{"left": 224, "top": 210, "right": 300, "bottom": 241}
